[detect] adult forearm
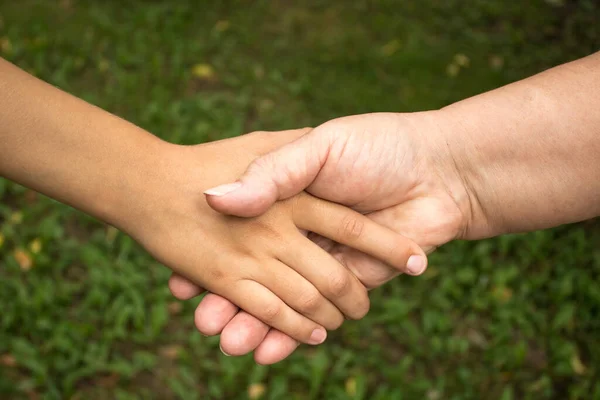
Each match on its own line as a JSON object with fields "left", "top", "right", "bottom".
{"left": 0, "top": 58, "right": 169, "bottom": 228}
{"left": 440, "top": 52, "right": 600, "bottom": 238}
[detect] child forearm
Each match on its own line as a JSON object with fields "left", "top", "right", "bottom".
{"left": 0, "top": 57, "right": 170, "bottom": 229}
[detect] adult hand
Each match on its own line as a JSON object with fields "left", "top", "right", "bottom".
{"left": 169, "top": 111, "right": 473, "bottom": 363}
{"left": 172, "top": 52, "right": 600, "bottom": 364}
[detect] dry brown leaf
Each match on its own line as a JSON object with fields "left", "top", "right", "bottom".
{"left": 345, "top": 377, "right": 357, "bottom": 396}
{"left": 192, "top": 63, "right": 215, "bottom": 80}
{"left": 381, "top": 39, "right": 401, "bottom": 56}
{"left": 492, "top": 286, "right": 513, "bottom": 303}
{"left": 14, "top": 249, "right": 33, "bottom": 271}
{"left": 466, "top": 328, "right": 488, "bottom": 349}
{"left": 257, "top": 98, "right": 274, "bottom": 113}
{"left": 29, "top": 239, "right": 42, "bottom": 254}
{"left": 59, "top": 0, "right": 73, "bottom": 9}
{"left": 98, "top": 59, "right": 109, "bottom": 72}
{"left": 0, "top": 37, "right": 11, "bottom": 54}
{"left": 0, "top": 354, "right": 16, "bottom": 367}
{"left": 454, "top": 53, "right": 470, "bottom": 67}
{"left": 168, "top": 302, "right": 183, "bottom": 315}
{"left": 106, "top": 226, "right": 118, "bottom": 243}
{"left": 248, "top": 383, "right": 266, "bottom": 399}
{"left": 446, "top": 63, "right": 460, "bottom": 77}
{"left": 26, "top": 391, "right": 40, "bottom": 400}
{"left": 160, "top": 344, "right": 182, "bottom": 360}
{"left": 10, "top": 211, "right": 23, "bottom": 224}
{"left": 214, "top": 20, "right": 230, "bottom": 33}
{"left": 489, "top": 55, "right": 504, "bottom": 71}
{"left": 97, "top": 373, "right": 120, "bottom": 387}
{"left": 571, "top": 353, "right": 586, "bottom": 375}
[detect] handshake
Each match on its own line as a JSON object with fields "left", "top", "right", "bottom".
{"left": 147, "top": 112, "right": 467, "bottom": 365}
{"left": 2, "top": 53, "right": 598, "bottom": 366}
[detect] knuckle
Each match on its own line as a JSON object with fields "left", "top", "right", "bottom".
{"left": 251, "top": 219, "right": 281, "bottom": 241}
{"left": 249, "top": 153, "right": 271, "bottom": 171}
{"left": 254, "top": 155, "right": 304, "bottom": 193}
{"left": 245, "top": 157, "right": 272, "bottom": 184}
{"left": 260, "top": 303, "right": 283, "bottom": 323}
{"left": 296, "top": 289, "right": 323, "bottom": 314}
{"left": 288, "top": 192, "right": 312, "bottom": 223}
{"left": 327, "top": 271, "right": 352, "bottom": 298}
{"left": 275, "top": 164, "right": 303, "bottom": 192}
{"left": 339, "top": 214, "right": 365, "bottom": 242}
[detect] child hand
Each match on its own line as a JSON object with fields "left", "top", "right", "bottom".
{"left": 138, "top": 189, "right": 425, "bottom": 345}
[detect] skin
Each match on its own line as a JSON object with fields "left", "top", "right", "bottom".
{"left": 170, "top": 51, "right": 600, "bottom": 364}
{"left": 171, "top": 112, "right": 466, "bottom": 360}
{"left": 0, "top": 57, "right": 428, "bottom": 346}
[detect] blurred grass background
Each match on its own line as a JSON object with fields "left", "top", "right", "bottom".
{"left": 0, "top": 0, "right": 599, "bottom": 399}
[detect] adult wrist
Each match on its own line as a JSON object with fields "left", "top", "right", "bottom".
{"left": 421, "top": 109, "right": 490, "bottom": 240}
{"left": 435, "top": 53, "right": 600, "bottom": 239}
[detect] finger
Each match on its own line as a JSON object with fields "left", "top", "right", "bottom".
{"left": 169, "top": 272, "right": 205, "bottom": 300}
{"left": 228, "top": 279, "right": 328, "bottom": 345}
{"left": 204, "top": 128, "right": 333, "bottom": 217}
{"left": 278, "top": 235, "right": 370, "bottom": 320}
{"left": 194, "top": 293, "right": 240, "bottom": 336}
{"left": 332, "top": 246, "right": 401, "bottom": 289}
{"left": 328, "top": 201, "right": 442, "bottom": 288}
{"left": 254, "top": 329, "right": 300, "bottom": 365}
{"left": 256, "top": 260, "right": 345, "bottom": 330}
{"left": 219, "top": 312, "right": 270, "bottom": 356}
{"left": 295, "top": 196, "right": 428, "bottom": 276}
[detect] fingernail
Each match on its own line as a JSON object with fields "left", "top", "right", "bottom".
{"left": 204, "top": 182, "right": 242, "bottom": 196}
{"left": 406, "top": 255, "right": 426, "bottom": 275}
{"left": 219, "top": 343, "right": 231, "bottom": 357}
{"left": 309, "top": 328, "right": 327, "bottom": 345}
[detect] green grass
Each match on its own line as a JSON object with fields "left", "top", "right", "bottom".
{"left": 1, "top": 0, "right": 599, "bottom": 399}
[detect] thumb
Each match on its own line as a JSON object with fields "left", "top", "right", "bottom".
{"left": 205, "top": 129, "right": 333, "bottom": 217}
